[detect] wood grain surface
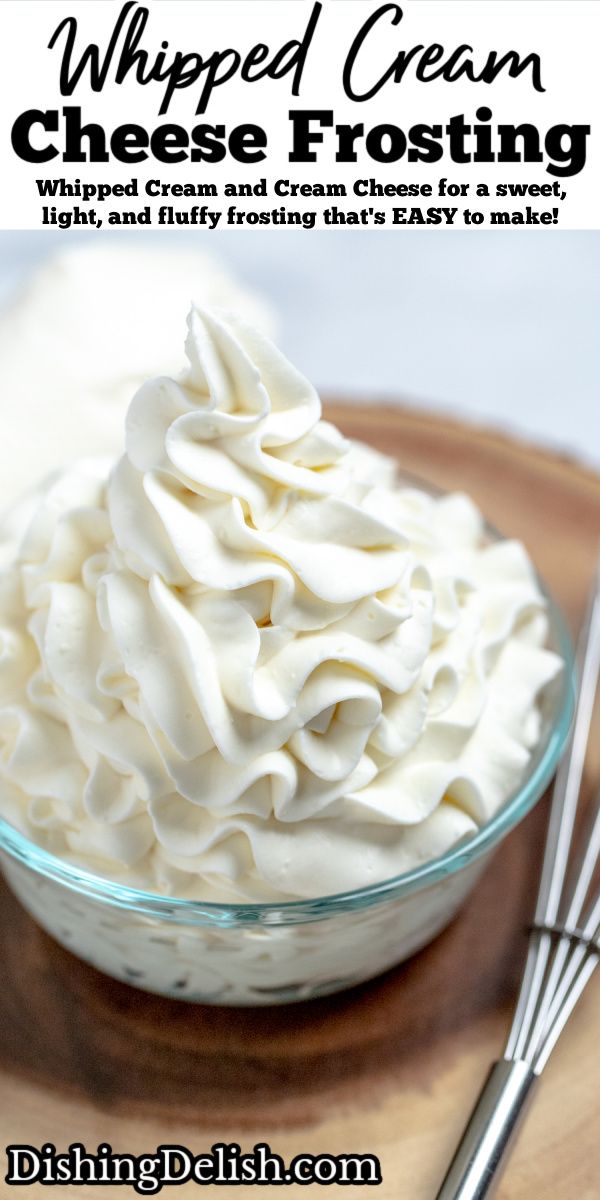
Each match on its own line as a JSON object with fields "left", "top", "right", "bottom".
{"left": 1, "top": 405, "right": 599, "bottom": 1200}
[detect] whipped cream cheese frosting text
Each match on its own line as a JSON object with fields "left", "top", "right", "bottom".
{"left": 0, "top": 309, "right": 562, "bottom": 900}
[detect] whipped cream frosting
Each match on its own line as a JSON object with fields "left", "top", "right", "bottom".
{"left": 0, "top": 308, "right": 562, "bottom": 901}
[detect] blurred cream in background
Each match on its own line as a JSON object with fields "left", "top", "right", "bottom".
{"left": 0, "top": 241, "right": 276, "bottom": 508}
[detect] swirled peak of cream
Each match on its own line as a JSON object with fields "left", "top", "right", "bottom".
{"left": 0, "top": 307, "right": 563, "bottom": 901}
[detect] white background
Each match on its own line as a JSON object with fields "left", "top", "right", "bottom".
{"left": 1, "top": 228, "right": 598, "bottom": 468}
{"left": 0, "top": 0, "right": 598, "bottom": 228}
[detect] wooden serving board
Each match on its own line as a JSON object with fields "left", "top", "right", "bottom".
{"left": 1, "top": 405, "right": 599, "bottom": 1200}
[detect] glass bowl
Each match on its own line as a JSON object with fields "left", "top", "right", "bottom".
{"left": 0, "top": 581, "right": 574, "bottom": 1006}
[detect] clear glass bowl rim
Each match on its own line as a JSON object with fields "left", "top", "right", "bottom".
{"left": 0, "top": 584, "right": 575, "bottom": 927}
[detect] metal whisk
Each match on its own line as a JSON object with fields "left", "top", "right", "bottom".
{"left": 436, "top": 560, "right": 600, "bottom": 1200}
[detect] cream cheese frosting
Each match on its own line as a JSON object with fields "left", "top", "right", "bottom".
{"left": 0, "top": 307, "right": 562, "bottom": 901}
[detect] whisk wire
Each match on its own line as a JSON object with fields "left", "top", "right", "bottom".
{"left": 436, "top": 560, "right": 600, "bottom": 1200}
{"left": 506, "top": 570, "right": 600, "bottom": 1067}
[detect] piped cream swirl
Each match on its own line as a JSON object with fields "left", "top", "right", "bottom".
{"left": 0, "top": 308, "right": 562, "bottom": 900}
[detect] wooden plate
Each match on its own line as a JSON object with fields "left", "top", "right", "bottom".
{"left": 2, "top": 405, "right": 599, "bottom": 1200}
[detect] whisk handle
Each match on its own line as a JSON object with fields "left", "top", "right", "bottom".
{"left": 434, "top": 1059, "right": 538, "bottom": 1200}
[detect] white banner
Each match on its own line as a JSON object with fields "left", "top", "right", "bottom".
{"left": 0, "top": 0, "right": 598, "bottom": 230}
